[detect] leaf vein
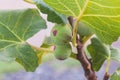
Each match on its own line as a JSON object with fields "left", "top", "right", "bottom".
{"left": 90, "top": 1, "right": 120, "bottom": 8}
{"left": 0, "top": 21, "right": 23, "bottom": 42}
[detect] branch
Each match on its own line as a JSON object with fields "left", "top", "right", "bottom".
{"left": 68, "top": 16, "right": 97, "bottom": 80}
{"left": 76, "top": 37, "right": 97, "bottom": 80}
{"left": 103, "top": 72, "right": 110, "bottom": 80}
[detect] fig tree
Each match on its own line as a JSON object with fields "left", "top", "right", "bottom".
{"left": 54, "top": 43, "right": 71, "bottom": 60}
{"left": 51, "top": 24, "right": 72, "bottom": 45}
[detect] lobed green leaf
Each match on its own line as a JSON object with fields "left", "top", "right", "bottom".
{"left": 88, "top": 38, "right": 120, "bottom": 71}
{"left": 87, "top": 38, "right": 109, "bottom": 71}
{"left": 0, "top": 9, "right": 47, "bottom": 71}
{"left": 44, "top": 0, "right": 120, "bottom": 44}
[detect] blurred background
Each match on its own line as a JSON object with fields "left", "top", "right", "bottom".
{"left": 0, "top": 0, "right": 120, "bottom": 80}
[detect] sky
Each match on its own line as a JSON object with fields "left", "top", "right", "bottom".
{"left": 0, "top": 0, "right": 36, "bottom": 9}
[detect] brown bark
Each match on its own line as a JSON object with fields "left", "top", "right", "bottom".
{"left": 76, "top": 38, "right": 97, "bottom": 80}
{"left": 103, "top": 72, "right": 110, "bottom": 80}
{"left": 68, "top": 16, "right": 97, "bottom": 80}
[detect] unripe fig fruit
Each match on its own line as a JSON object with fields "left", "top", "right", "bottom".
{"left": 54, "top": 43, "right": 71, "bottom": 60}
{"left": 77, "top": 22, "right": 93, "bottom": 37}
{"left": 51, "top": 24, "right": 72, "bottom": 45}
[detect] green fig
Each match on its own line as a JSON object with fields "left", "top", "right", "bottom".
{"left": 51, "top": 24, "right": 72, "bottom": 45}
{"left": 54, "top": 44, "right": 71, "bottom": 60}
{"left": 77, "top": 22, "right": 93, "bottom": 37}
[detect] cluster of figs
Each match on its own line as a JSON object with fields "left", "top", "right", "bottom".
{"left": 51, "top": 24, "right": 72, "bottom": 60}
{"left": 51, "top": 22, "right": 93, "bottom": 60}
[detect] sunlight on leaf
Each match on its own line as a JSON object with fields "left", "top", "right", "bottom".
{"left": 44, "top": 0, "right": 120, "bottom": 44}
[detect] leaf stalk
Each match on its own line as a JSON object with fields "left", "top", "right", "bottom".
{"left": 26, "top": 42, "right": 54, "bottom": 53}
{"left": 72, "top": 0, "right": 90, "bottom": 47}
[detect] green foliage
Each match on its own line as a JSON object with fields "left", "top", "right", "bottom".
{"left": 110, "top": 67, "right": 120, "bottom": 80}
{"left": 44, "top": 0, "right": 85, "bottom": 17}
{"left": 0, "top": 1, "right": 120, "bottom": 79}
{"left": 51, "top": 24, "right": 72, "bottom": 45}
{"left": 0, "top": 9, "right": 47, "bottom": 71}
{"left": 88, "top": 38, "right": 120, "bottom": 71}
{"left": 15, "top": 43, "right": 39, "bottom": 71}
{"left": 44, "top": 0, "right": 120, "bottom": 44}
{"left": 0, "top": 61, "right": 22, "bottom": 74}
{"left": 32, "top": 0, "right": 67, "bottom": 24}
{"left": 110, "top": 47, "right": 120, "bottom": 62}
{"left": 54, "top": 43, "right": 71, "bottom": 60}
{"left": 41, "top": 53, "right": 55, "bottom": 63}
{"left": 87, "top": 38, "right": 109, "bottom": 71}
